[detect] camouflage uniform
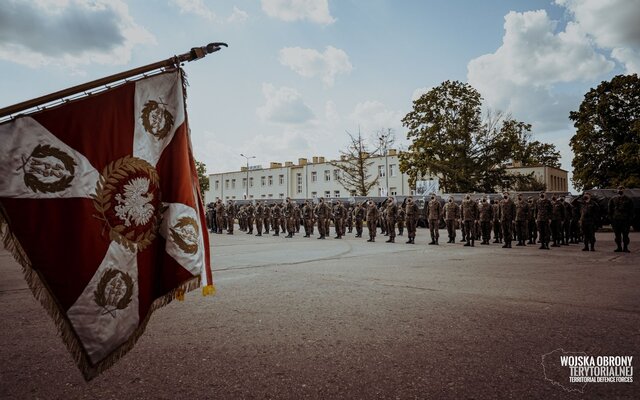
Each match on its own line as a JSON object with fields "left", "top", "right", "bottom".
{"left": 580, "top": 194, "right": 600, "bottom": 251}
{"left": 562, "top": 198, "right": 572, "bottom": 245}
{"left": 254, "top": 202, "right": 265, "bottom": 236}
{"left": 245, "top": 203, "right": 255, "bottom": 234}
{"left": 263, "top": 204, "right": 271, "bottom": 234}
{"left": 427, "top": 196, "right": 441, "bottom": 245}
{"left": 527, "top": 197, "right": 537, "bottom": 244}
{"left": 385, "top": 198, "right": 398, "bottom": 243}
{"left": 315, "top": 199, "right": 330, "bottom": 239}
{"left": 461, "top": 196, "right": 478, "bottom": 247}
{"left": 536, "top": 194, "right": 552, "bottom": 250}
{"left": 215, "top": 200, "right": 225, "bottom": 234}
{"left": 444, "top": 198, "right": 459, "bottom": 243}
{"left": 608, "top": 188, "right": 633, "bottom": 252}
{"left": 271, "top": 204, "right": 281, "bottom": 236}
{"left": 514, "top": 196, "right": 529, "bottom": 246}
{"left": 226, "top": 201, "right": 236, "bottom": 234}
{"left": 397, "top": 206, "right": 405, "bottom": 236}
{"left": 550, "top": 196, "right": 565, "bottom": 247}
{"left": 354, "top": 203, "right": 365, "bottom": 238}
{"left": 206, "top": 203, "right": 215, "bottom": 233}
{"left": 499, "top": 194, "right": 516, "bottom": 248}
{"left": 366, "top": 201, "right": 379, "bottom": 242}
{"left": 284, "top": 198, "right": 295, "bottom": 238}
{"left": 405, "top": 198, "right": 419, "bottom": 244}
{"left": 478, "top": 197, "right": 493, "bottom": 245}
{"left": 302, "top": 201, "right": 314, "bottom": 237}
{"left": 346, "top": 205, "right": 353, "bottom": 233}
{"left": 333, "top": 201, "right": 346, "bottom": 239}
{"left": 492, "top": 199, "right": 502, "bottom": 243}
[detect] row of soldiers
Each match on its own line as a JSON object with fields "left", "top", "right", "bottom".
{"left": 206, "top": 187, "right": 633, "bottom": 252}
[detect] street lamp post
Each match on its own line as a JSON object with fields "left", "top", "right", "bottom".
{"left": 379, "top": 135, "right": 389, "bottom": 196}
{"left": 240, "top": 153, "right": 255, "bottom": 200}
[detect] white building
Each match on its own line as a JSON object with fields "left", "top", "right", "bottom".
{"left": 204, "top": 151, "right": 433, "bottom": 203}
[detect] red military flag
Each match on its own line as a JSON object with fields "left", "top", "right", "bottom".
{"left": 0, "top": 69, "right": 214, "bottom": 380}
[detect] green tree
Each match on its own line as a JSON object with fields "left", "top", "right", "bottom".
{"left": 399, "top": 80, "right": 560, "bottom": 193}
{"left": 330, "top": 130, "right": 381, "bottom": 196}
{"left": 195, "top": 160, "right": 209, "bottom": 195}
{"left": 569, "top": 74, "right": 640, "bottom": 191}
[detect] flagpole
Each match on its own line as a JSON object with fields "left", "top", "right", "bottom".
{"left": 0, "top": 42, "right": 227, "bottom": 120}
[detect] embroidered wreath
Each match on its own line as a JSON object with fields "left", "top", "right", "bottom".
{"left": 169, "top": 216, "right": 199, "bottom": 255}
{"left": 92, "top": 156, "right": 160, "bottom": 252}
{"left": 141, "top": 100, "right": 174, "bottom": 140}
{"left": 18, "top": 144, "right": 77, "bottom": 193}
{"left": 93, "top": 268, "right": 134, "bottom": 317}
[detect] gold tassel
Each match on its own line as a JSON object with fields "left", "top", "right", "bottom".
{"left": 175, "top": 288, "right": 185, "bottom": 301}
{"left": 202, "top": 284, "right": 215, "bottom": 296}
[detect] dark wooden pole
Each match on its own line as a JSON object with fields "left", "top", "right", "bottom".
{"left": 0, "top": 42, "right": 227, "bottom": 120}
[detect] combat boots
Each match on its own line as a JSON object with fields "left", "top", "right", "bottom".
{"left": 590, "top": 244, "right": 595, "bottom": 251}
{"left": 464, "top": 240, "right": 471, "bottom": 247}
{"left": 406, "top": 238, "right": 412, "bottom": 244}
{"left": 428, "top": 240, "right": 436, "bottom": 245}
{"left": 582, "top": 244, "right": 589, "bottom": 251}
{"left": 386, "top": 238, "right": 394, "bottom": 243}
{"left": 435, "top": 238, "right": 439, "bottom": 245}
{"left": 623, "top": 245, "right": 630, "bottom": 253}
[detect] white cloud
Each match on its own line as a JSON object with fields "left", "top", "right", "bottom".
{"left": 556, "top": 0, "right": 640, "bottom": 73}
{"left": 170, "top": 0, "right": 216, "bottom": 21}
{"left": 467, "top": 9, "right": 614, "bottom": 133}
{"left": 261, "top": 0, "right": 335, "bottom": 25}
{"left": 279, "top": 46, "right": 352, "bottom": 86}
{"left": 227, "top": 6, "right": 248, "bottom": 23}
{"left": 256, "top": 83, "right": 314, "bottom": 124}
{"left": 0, "top": 0, "right": 154, "bottom": 68}
{"left": 349, "top": 100, "right": 404, "bottom": 136}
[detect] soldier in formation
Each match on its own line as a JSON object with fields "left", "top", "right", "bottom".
{"left": 333, "top": 200, "right": 346, "bottom": 239}
{"left": 444, "top": 196, "right": 459, "bottom": 243}
{"left": 397, "top": 202, "right": 406, "bottom": 236}
{"left": 491, "top": 197, "right": 502, "bottom": 244}
{"left": 608, "top": 186, "right": 633, "bottom": 253}
{"left": 315, "top": 198, "right": 330, "bottom": 240}
{"left": 385, "top": 197, "right": 398, "bottom": 243}
{"left": 461, "top": 194, "right": 478, "bottom": 247}
{"left": 405, "top": 196, "right": 419, "bottom": 244}
{"left": 426, "top": 194, "right": 441, "bottom": 245}
{"left": 536, "top": 192, "right": 552, "bottom": 250}
{"left": 478, "top": 196, "right": 493, "bottom": 245}
{"left": 226, "top": 200, "right": 236, "bottom": 234}
{"left": 366, "top": 200, "right": 379, "bottom": 242}
{"left": 254, "top": 201, "right": 265, "bottom": 236}
{"left": 263, "top": 203, "right": 271, "bottom": 234}
{"left": 550, "top": 195, "right": 565, "bottom": 247}
{"left": 514, "top": 193, "right": 528, "bottom": 246}
{"left": 353, "top": 202, "right": 365, "bottom": 238}
{"left": 527, "top": 197, "right": 537, "bottom": 244}
{"left": 499, "top": 191, "right": 515, "bottom": 248}
{"left": 580, "top": 192, "right": 600, "bottom": 251}
{"left": 215, "top": 199, "right": 225, "bottom": 234}
{"left": 271, "top": 203, "right": 282, "bottom": 236}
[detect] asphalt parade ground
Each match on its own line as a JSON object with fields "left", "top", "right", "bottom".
{"left": 1, "top": 228, "right": 638, "bottom": 399}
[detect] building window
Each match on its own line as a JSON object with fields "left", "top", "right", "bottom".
{"left": 225, "top": 196, "right": 229, "bottom": 200}
{"left": 311, "top": 191, "right": 317, "bottom": 197}
{"left": 324, "top": 191, "right": 331, "bottom": 198}
{"left": 268, "top": 194, "right": 273, "bottom": 198}
{"left": 261, "top": 176, "right": 266, "bottom": 186}
{"left": 378, "top": 165, "right": 385, "bottom": 177}
{"left": 378, "top": 187, "right": 384, "bottom": 196}
{"left": 268, "top": 176, "right": 273, "bottom": 186}
{"left": 390, "top": 187, "right": 397, "bottom": 196}
{"left": 311, "top": 171, "right": 317, "bottom": 182}
{"left": 249, "top": 177, "right": 253, "bottom": 187}
{"left": 249, "top": 195, "right": 253, "bottom": 199}
{"left": 324, "top": 170, "right": 331, "bottom": 181}
{"left": 389, "top": 164, "right": 396, "bottom": 177}
{"left": 350, "top": 190, "right": 356, "bottom": 196}
{"left": 296, "top": 173, "right": 303, "bottom": 194}
{"left": 225, "top": 179, "right": 229, "bottom": 189}
{"left": 279, "top": 175, "right": 284, "bottom": 185}
{"left": 231, "top": 179, "right": 236, "bottom": 189}
{"left": 214, "top": 180, "right": 219, "bottom": 190}
{"left": 242, "top": 178, "right": 246, "bottom": 188}
{"left": 334, "top": 190, "right": 340, "bottom": 198}
{"left": 333, "top": 169, "right": 340, "bottom": 180}
{"left": 261, "top": 194, "right": 266, "bottom": 198}
{"left": 232, "top": 196, "right": 236, "bottom": 199}
{"left": 279, "top": 193, "right": 284, "bottom": 199}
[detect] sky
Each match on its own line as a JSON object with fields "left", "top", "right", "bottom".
{"left": 1, "top": 0, "right": 639, "bottom": 192}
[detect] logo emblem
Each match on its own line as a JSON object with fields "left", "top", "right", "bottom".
{"left": 169, "top": 216, "right": 200, "bottom": 255}
{"left": 17, "top": 144, "right": 76, "bottom": 193}
{"left": 92, "top": 156, "right": 160, "bottom": 252}
{"left": 141, "top": 99, "right": 174, "bottom": 140}
{"left": 94, "top": 268, "right": 134, "bottom": 317}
